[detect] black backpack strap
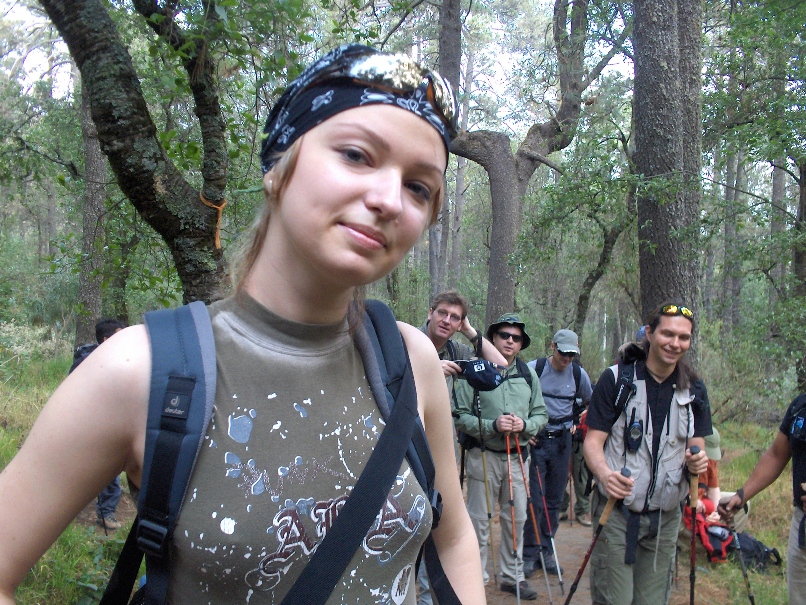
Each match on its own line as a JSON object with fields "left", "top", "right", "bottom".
{"left": 279, "top": 300, "right": 419, "bottom": 605}
{"left": 614, "top": 361, "right": 637, "bottom": 418}
{"left": 100, "top": 301, "right": 216, "bottom": 605}
{"left": 507, "top": 358, "right": 533, "bottom": 389}
{"left": 445, "top": 338, "right": 457, "bottom": 361}
{"left": 534, "top": 357, "right": 547, "bottom": 377}
{"left": 364, "top": 300, "right": 459, "bottom": 605}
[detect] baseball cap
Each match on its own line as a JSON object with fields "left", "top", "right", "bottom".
{"left": 553, "top": 329, "right": 580, "bottom": 354}
{"left": 705, "top": 427, "right": 722, "bottom": 461}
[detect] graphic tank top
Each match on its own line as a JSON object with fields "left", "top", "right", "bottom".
{"left": 169, "top": 294, "right": 431, "bottom": 604}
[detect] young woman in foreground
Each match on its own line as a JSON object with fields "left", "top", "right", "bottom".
{"left": 0, "top": 45, "right": 485, "bottom": 605}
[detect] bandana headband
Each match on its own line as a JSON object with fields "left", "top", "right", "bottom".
{"left": 261, "top": 44, "right": 457, "bottom": 173}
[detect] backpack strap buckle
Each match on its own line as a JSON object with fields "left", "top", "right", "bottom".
{"left": 429, "top": 489, "right": 443, "bottom": 530}
{"left": 137, "top": 517, "right": 169, "bottom": 558}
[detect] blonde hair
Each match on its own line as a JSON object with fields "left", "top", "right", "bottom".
{"left": 231, "top": 140, "right": 303, "bottom": 291}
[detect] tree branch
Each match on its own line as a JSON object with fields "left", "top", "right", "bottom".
{"left": 520, "top": 149, "right": 564, "bottom": 175}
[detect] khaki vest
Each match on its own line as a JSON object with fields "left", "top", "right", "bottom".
{"left": 599, "top": 364, "right": 695, "bottom": 512}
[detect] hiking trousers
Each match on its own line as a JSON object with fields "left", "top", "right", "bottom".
{"left": 523, "top": 429, "right": 572, "bottom": 562}
{"left": 789, "top": 508, "right": 806, "bottom": 605}
{"left": 589, "top": 489, "right": 680, "bottom": 605}
{"left": 561, "top": 437, "right": 590, "bottom": 518}
{"left": 464, "top": 448, "right": 528, "bottom": 586}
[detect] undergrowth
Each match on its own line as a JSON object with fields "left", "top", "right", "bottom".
{"left": 682, "top": 421, "right": 793, "bottom": 605}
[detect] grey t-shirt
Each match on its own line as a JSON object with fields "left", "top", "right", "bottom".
{"left": 527, "top": 358, "right": 593, "bottom": 430}
{"left": 169, "top": 294, "right": 430, "bottom": 604}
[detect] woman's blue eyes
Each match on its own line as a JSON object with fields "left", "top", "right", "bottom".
{"left": 406, "top": 182, "right": 432, "bottom": 202}
{"left": 342, "top": 148, "right": 368, "bottom": 164}
{"left": 339, "top": 146, "right": 433, "bottom": 202}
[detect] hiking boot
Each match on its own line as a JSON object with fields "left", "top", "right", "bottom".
{"left": 522, "top": 558, "right": 536, "bottom": 579}
{"left": 98, "top": 515, "right": 122, "bottom": 530}
{"left": 559, "top": 511, "right": 569, "bottom": 521}
{"left": 541, "top": 554, "right": 563, "bottom": 576}
{"left": 500, "top": 581, "right": 537, "bottom": 600}
{"left": 577, "top": 513, "right": 592, "bottom": 527}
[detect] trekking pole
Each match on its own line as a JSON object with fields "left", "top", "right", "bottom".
{"left": 563, "top": 467, "right": 631, "bottom": 605}
{"left": 476, "top": 392, "right": 498, "bottom": 585}
{"left": 533, "top": 454, "right": 565, "bottom": 594}
{"left": 505, "top": 433, "right": 521, "bottom": 605}
{"left": 513, "top": 437, "right": 554, "bottom": 605}
{"left": 730, "top": 523, "right": 755, "bottom": 605}
{"left": 689, "top": 445, "right": 701, "bottom": 605}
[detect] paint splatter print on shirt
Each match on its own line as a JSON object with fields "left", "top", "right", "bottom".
{"left": 168, "top": 294, "right": 430, "bottom": 604}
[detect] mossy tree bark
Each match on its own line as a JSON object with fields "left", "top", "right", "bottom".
{"left": 39, "top": 0, "right": 226, "bottom": 303}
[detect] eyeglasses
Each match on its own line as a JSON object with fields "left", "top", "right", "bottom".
{"left": 558, "top": 350, "right": 577, "bottom": 358}
{"left": 496, "top": 331, "right": 523, "bottom": 343}
{"left": 434, "top": 308, "right": 462, "bottom": 323}
{"left": 661, "top": 305, "right": 694, "bottom": 319}
{"left": 304, "top": 50, "right": 458, "bottom": 136}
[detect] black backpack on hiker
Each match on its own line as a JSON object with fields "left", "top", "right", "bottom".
{"left": 99, "top": 300, "right": 459, "bottom": 605}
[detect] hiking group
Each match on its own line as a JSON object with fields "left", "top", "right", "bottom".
{"left": 0, "top": 43, "right": 802, "bottom": 605}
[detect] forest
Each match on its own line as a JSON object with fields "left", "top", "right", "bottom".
{"left": 1, "top": 0, "right": 805, "bottom": 425}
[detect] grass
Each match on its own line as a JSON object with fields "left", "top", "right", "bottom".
{"left": 679, "top": 421, "right": 792, "bottom": 605}
{"left": 1, "top": 353, "right": 129, "bottom": 604}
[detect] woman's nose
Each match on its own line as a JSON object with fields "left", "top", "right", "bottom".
{"left": 364, "top": 170, "right": 403, "bottom": 218}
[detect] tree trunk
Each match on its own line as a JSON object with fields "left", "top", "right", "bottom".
{"left": 39, "top": 0, "right": 227, "bottom": 303}
{"left": 770, "top": 160, "right": 787, "bottom": 298}
{"left": 634, "top": 0, "right": 701, "bottom": 318}
{"left": 722, "top": 150, "right": 738, "bottom": 331}
{"left": 451, "top": 0, "right": 625, "bottom": 324}
{"left": 74, "top": 75, "right": 106, "bottom": 347}
{"left": 448, "top": 49, "right": 474, "bottom": 289}
{"left": 572, "top": 215, "right": 630, "bottom": 338}
{"left": 794, "top": 161, "right": 806, "bottom": 391}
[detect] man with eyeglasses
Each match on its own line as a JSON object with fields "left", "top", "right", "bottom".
{"left": 583, "top": 302, "right": 711, "bottom": 605}
{"left": 522, "top": 329, "right": 594, "bottom": 578}
{"left": 453, "top": 314, "right": 547, "bottom": 600}
{"left": 417, "top": 290, "right": 505, "bottom": 605}
{"left": 420, "top": 290, "right": 506, "bottom": 385}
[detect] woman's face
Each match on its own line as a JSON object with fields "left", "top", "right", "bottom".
{"left": 264, "top": 104, "right": 446, "bottom": 292}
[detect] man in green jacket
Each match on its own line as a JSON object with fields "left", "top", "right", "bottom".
{"left": 454, "top": 314, "right": 548, "bottom": 600}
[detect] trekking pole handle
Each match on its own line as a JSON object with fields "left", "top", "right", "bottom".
{"left": 689, "top": 445, "right": 700, "bottom": 510}
{"left": 599, "top": 467, "right": 631, "bottom": 526}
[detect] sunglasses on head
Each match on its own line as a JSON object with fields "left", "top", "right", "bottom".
{"left": 558, "top": 350, "right": 577, "bottom": 358}
{"left": 496, "top": 331, "right": 523, "bottom": 343}
{"left": 661, "top": 304, "right": 694, "bottom": 319}
{"left": 304, "top": 50, "right": 458, "bottom": 136}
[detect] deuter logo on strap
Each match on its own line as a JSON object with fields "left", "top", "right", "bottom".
{"left": 162, "top": 375, "right": 196, "bottom": 419}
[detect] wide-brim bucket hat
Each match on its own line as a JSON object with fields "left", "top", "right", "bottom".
{"left": 486, "top": 313, "right": 531, "bottom": 350}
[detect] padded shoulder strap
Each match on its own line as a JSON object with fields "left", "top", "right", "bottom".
{"left": 100, "top": 302, "right": 215, "bottom": 605}
{"left": 572, "top": 360, "right": 582, "bottom": 401}
{"left": 513, "top": 357, "right": 533, "bottom": 388}
{"left": 364, "top": 300, "right": 460, "bottom": 605}
{"left": 364, "top": 300, "right": 436, "bottom": 507}
{"left": 613, "top": 361, "right": 637, "bottom": 418}
{"left": 534, "top": 357, "right": 547, "bottom": 377}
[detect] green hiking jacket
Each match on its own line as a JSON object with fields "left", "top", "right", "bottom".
{"left": 453, "top": 359, "right": 547, "bottom": 450}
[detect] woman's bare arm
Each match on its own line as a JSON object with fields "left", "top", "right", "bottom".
{"left": 0, "top": 326, "right": 151, "bottom": 602}
{"left": 399, "top": 322, "right": 486, "bottom": 605}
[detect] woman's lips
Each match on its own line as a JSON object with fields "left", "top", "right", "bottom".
{"left": 342, "top": 222, "right": 388, "bottom": 249}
